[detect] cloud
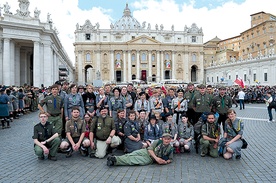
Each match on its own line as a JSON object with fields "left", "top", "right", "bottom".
{"left": 2, "top": 0, "right": 276, "bottom": 66}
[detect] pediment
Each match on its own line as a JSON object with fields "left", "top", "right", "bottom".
{"left": 127, "top": 35, "right": 161, "bottom": 44}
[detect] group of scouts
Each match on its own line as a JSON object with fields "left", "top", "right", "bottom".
{"left": 33, "top": 81, "right": 245, "bottom": 165}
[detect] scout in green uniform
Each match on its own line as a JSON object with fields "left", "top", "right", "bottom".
{"left": 200, "top": 113, "right": 220, "bottom": 158}
{"left": 33, "top": 112, "right": 60, "bottom": 161}
{"left": 89, "top": 107, "right": 121, "bottom": 158}
{"left": 59, "top": 107, "right": 90, "bottom": 157}
{"left": 106, "top": 133, "right": 174, "bottom": 166}
{"left": 184, "top": 82, "right": 197, "bottom": 125}
{"left": 192, "top": 84, "right": 212, "bottom": 123}
{"left": 38, "top": 84, "right": 63, "bottom": 136}
{"left": 212, "top": 86, "right": 232, "bottom": 131}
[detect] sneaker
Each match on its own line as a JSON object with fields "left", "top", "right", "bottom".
{"left": 200, "top": 152, "right": 206, "bottom": 157}
{"left": 180, "top": 147, "right": 185, "bottom": 153}
{"left": 80, "top": 149, "right": 87, "bottom": 157}
{"left": 66, "top": 149, "right": 72, "bottom": 158}
{"left": 107, "top": 155, "right": 116, "bottom": 166}
{"left": 236, "top": 155, "right": 241, "bottom": 159}
{"left": 268, "top": 120, "right": 272, "bottom": 123}
{"left": 89, "top": 153, "right": 96, "bottom": 158}
{"left": 48, "top": 155, "right": 57, "bottom": 161}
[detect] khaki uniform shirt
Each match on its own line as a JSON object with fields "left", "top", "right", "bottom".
{"left": 32, "top": 122, "right": 57, "bottom": 142}
{"left": 39, "top": 95, "right": 63, "bottom": 115}
{"left": 65, "top": 118, "right": 86, "bottom": 138}
{"left": 90, "top": 116, "right": 115, "bottom": 141}
{"left": 147, "top": 140, "right": 174, "bottom": 161}
{"left": 192, "top": 93, "right": 212, "bottom": 113}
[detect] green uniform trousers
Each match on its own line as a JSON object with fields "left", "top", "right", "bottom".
{"left": 115, "top": 149, "right": 153, "bottom": 166}
{"left": 48, "top": 116, "right": 62, "bottom": 135}
{"left": 34, "top": 137, "right": 61, "bottom": 157}
{"left": 200, "top": 138, "right": 218, "bottom": 158}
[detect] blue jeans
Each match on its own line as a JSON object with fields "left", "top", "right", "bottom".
{"left": 267, "top": 107, "right": 276, "bottom": 121}
{"left": 239, "top": 100, "right": 244, "bottom": 109}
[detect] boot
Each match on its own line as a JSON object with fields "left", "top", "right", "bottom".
{"left": 6, "top": 119, "right": 10, "bottom": 128}
{"left": 1, "top": 120, "right": 5, "bottom": 129}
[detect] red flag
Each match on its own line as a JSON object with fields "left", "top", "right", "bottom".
{"left": 161, "top": 85, "right": 167, "bottom": 95}
{"left": 234, "top": 78, "right": 244, "bottom": 88}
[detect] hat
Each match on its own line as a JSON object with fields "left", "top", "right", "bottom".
{"left": 149, "top": 115, "right": 157, "bottom": 121}
{"left": 187, "top": 82, "right": 194, "bottom": 86}
{"left": 219, "top": 85, "right": 226, "bottom": 90}
{"left": 162, "top": 133, "right": 172, "bottom": 138}
{"left": 78, "top": 85, "right": 85, "bottom": 89}
{"left": 165, "top": 112, "right": 173, "bottom": 117}
{"left": 55, "top": 81, "right": 62, "bottom": 85}
{"left": 177, "top": 88, "right": 185, "bottom": 93}
{"left": 198, "top": 84, "right": 206, "bottom": 89}
{"left": 0, "top": 88, "right": 5, "bottom": 92}
{"left": 99, "top": 106, "right": 108, "bottom": 112}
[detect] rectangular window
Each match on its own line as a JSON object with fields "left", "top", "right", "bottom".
{"left": 212, "top": 77, "right": 213, "bottom": 82}
{"left": 229, "top": 75, "right": 231, "bottom": 80}
{"left": 253, "top": 73, "right": 256, "bottom": 81}
{"left": 264, "top": 73, "right": 268, "bottom": 81}
{"left": 116, "top": 36, "right": 121, "bottom": 41}
{"left": 192, "top": 36, "right": 196, "bottom": 43}
{"left": 177, "top": 38, "right": 181, "bottom": 42}
{"left": 244, "top": 74, "right": 247, "bottom": 81}
{"left": 153, "top": 65, "right": 156, "bottom": 67}
{"left": 217, "top": 76, "right": 219, "bottom": 82}
{"left": 152, "top": 37, "right": 155, "bottom": 39}
{"left": 132, "top": 36, "right": 135, "bottom": 39}
{"left": 86, "top": 34, "right": 91, "bottom": 40}
{"left": 103, "top": 36, "right": 107, "bottom": 41}
{"left": 207, "top": 77, "right": 209, "bottom": 82}
{"left": 132, "top": 65, "right": 135, "bottom": 67}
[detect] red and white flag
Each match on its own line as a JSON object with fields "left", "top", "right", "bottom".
{"left": 234, "top": 77, "right": 244, "bottom": 88}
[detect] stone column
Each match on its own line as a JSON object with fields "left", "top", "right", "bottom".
{"left": 110, "top": 50, "right": 114, "bottom": 82}
{"left": 0, "top": 39, "right": 3, "bottom": 84}
{"left": 20, "top": 50, "right": 27, "bottom": 85}
{"left": 15, "top": 45, "right": 21, "bottom": 86}
{"left": 199, "top": 52, "right": 204, "bottom": 83}
{"left": 128, "top": 51, "right": 131, "bottom": 81}
{"left": 184, "top": 51, "right": 189, "bottom": 83}
{"left": 3, "top": 38, "right": 11, "bottom": 86}
{"left": 148, "top": 51, "right": 152, "bottom": 81}
{"left": 123, "top": 51, "right": 127, "bottom": 82}
{"left": 136, "top": 50, "right": 140, "bottom": 79}
{"left": 77, "top": 51, "right": 83, "bottom": 84}
{"left": 27, "top": 51, "right": 31, "bottom": 84}
{"left": 172, "top": 51, "right": 176, "bottom": 79}
{"left": 157, "top": 51, "right": 160, "bottom": 82}
{"left": 33, "top": 41, "right": 41, "bottom": 87}
{"left": 10, "top": 41, "right": 15, "bottom": 85}
{"left": 43, "top": 44, "right": 53, "bottom": 86}
{"left": 160, "top": 51, "right": 164, "bottom": 81}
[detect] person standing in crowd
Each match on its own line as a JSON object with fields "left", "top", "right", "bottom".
{"left": 38, "top": 84, "right": 64, "bottom": 136}
{"left": 33, "top": 112, "right": 60, "bottom": 161}
{"left": 0, "top": 88, "right": 10, "bottom": 129}
{"left": 89, "top": 107, "right": 121, "bottom": 158}
{"left": 6, "top": 89, "right": 17, "bottom": 122}
{"left": 171, "top": 88, "right": 188, "bottom": 125}
{"left": 184, "top": 82, "right": 196, "bottom": 125}
{"left": 144, "top": 115, "right": 163, "bottom": 147}
{"left": 163, "top": 88, "right": 176, "bottom": 116}
{"left": 96, "top": 87, "right": 109, "bottom": 116}
{"left": 238, "top": 88, "right": 245, "bottom": 110}
{"left": 230, "top": 89, "right": 239, "bottom": 108}
{"left": 150, "top": 89, "right": 163, "bottom": 115}
{"left": 61, "top": 81, "right": 70, "bottom": 94}
{"left": 60, "top": 107, "right": 90, "bottom": 157}
{"left": 264, "top": 91, "right": 276, "bottom": 122}
{"left": 114, "top": 109, "right": 127, "bottom": 150}
{"left": 124, "top": 110, "right": 147, "bottom": 153}
{"left": 55, "top": 81, "right": 67, "bottom": 101}
{"left": 78, "top": 85, "right": 86, "bottom": 96}
{"left": 104, "top": 84, "right": 114, "bottom": 98}
{"left": 137, "top": 110, "right": 148, "bottom": 140}
{"left": 212, "top": 86, "right": 232, "bottom": 131}
{"left": 200, "top": 113, "right": 220, "bottom": 158}
{"left": 108, "top": 87, "right": 126, "bottom": 120}
{"left": 64, "top": 84, "right": 85, "bottom": 120}
{"left": 222, "top": 109, "right": 244, "bottom": 160}
{"left": 162, "top": 113, "right": 179, "bottom": 153}
{"left": 127, "top": 83, "right": 136, "bottom": 109}
{"left": 82, "top": 84, "right": 96, "bottom": 118}
{"left": 121, "top": 86, "right": 133, "bottom": 117}
{"left": 192, "top": 84, "right": 212, "bottom": 124}
{"left": 134, "top": 92, "right": 150, "bottom": 119}
{"left": 178, "top": 114, "right": 194, "bottom": 153}
{"left": 106, "top": 133, "right": 174, "bottom": 166}
{"left": 18, "top": 88, "right": 25, "bottom": 115}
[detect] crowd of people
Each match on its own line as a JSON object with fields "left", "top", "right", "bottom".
{"left": 1, "top": 81, "right": 274, "bottom": 165}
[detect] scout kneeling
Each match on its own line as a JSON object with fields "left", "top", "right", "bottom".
{"left": 106, "top": 133, "right": 174, "bottom": 166}
{"left": 33, "top": 112, "right": 61, "bottom": 161}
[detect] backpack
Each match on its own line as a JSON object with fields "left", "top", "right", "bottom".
{"left": 194, "top": 112, "right": 209, "bottom": 134}
{"left": 269, "top": 96, "right": 276, "bottom": 108}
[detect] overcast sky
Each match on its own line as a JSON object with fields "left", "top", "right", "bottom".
{"left": 2, "top": 0, "right": 276, "bottom": 65}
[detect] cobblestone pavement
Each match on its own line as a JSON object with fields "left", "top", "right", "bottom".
{"left": 0, "top": 103, "right": 275, "bottom": 183}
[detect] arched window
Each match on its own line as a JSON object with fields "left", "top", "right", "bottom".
{"left": 165, "top": 53, "right": 169, "bottom": 60}
{"left": 151, "top": 54, "right": 155, "bottom": 62}
{"left": 132, "top": 74, "right": 136, "bottom": 80}
{"left": 192, "top": 53, "right": 196, "bottom": 62}
{"left": 152, "top": 74, "right": 156, "bottom": 82}
{"left": 104, "top": 53, "right": 107, "bottom": 62}
{"left": 116, "top": 53, "right": 121, "bottom": 60}
{"left": 141, "top": 53, "right": 147, "bottom": 61}
{"left": 131, "top": 54, "right": 136, "bottom": 62}
{"left": 86, "top": 53, "right": 91, "bottom": 62}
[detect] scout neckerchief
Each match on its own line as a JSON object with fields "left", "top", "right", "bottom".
{"left": 54, "top": 97, "right": 57, "bottom": 109}
{"left": 40, "top": 122, "right": 49, "bottom": 140}
{"left": 221, "top": 95, "right": 225, "bottom": 108}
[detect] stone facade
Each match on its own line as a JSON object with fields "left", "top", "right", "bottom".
{"left": 0, "top": 0, "right": 74, "bottom": 87}
{"left": 204, "top": 11, "right": 276, "bottom": 86}
{"left": 74, "top": 4, "right": 204, "bottom": 85}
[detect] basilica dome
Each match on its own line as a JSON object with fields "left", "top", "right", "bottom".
{"left": 113, "top": 4, "right": 141, "bottom": 30}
